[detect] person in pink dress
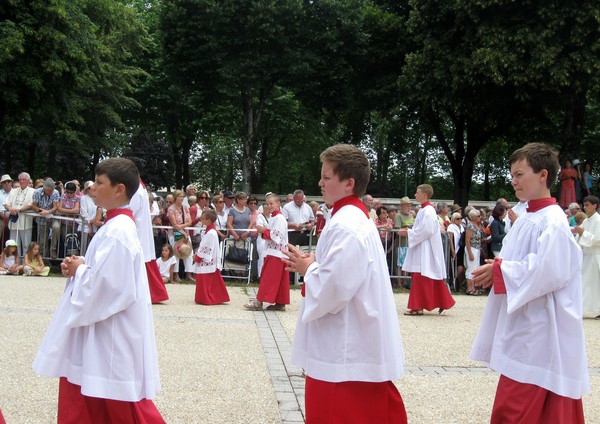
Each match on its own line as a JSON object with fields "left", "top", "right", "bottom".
{"left": 559, "top": 160, "right": 578, "bottom": 208}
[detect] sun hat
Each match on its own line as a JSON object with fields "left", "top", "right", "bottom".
{"left": 399, "top": 196, "right": 412, "bottom": 205}
{"left": 174, "top": 239, "right": 193, "bottom": 259}
{"left": 0, "top": 174, "right": 12, "bottom": 183}
{"left": 450, "top": 204, "right": 462, "bottom": 213}
{"left": 5, "top": 239, "right": 17, "bottom": 248}
{"left": 83, "top": 181, "right": 94, "bottom": 191}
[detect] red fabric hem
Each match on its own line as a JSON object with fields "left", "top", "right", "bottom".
{"left": 305, "top": 376, "right": 407, "bottom": 424}
{"left": 407, "top": 273, "right": 456, "bottom": 311}
{"left": 58, "top": 377, "right": 165, "bottom": 424}
{"left": 257, "top": 256, "right": 290, "bottom": 304}
{"left": 195, "top": 270, "right": 230, "bottom": 305}
{"left": 491, "top": 375, "right": 584, "bottom": 424}
{"left": 493, "top": 259, "right": 506, "bottom": 294}
{"left": 145, "top": 261, "right": 169, "bottom": 303}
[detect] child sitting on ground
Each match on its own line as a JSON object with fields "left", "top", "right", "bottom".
{"left": 156, "top": 243, "right": 176, "bottom": 284}
{"left": 23, "top": 242, "right": 50, "bottom": 276}
{"left": 193, "top": 209, "right": 230, "bottom": 305}
{"left": 0, "top": 240, "right": 23, "bottom": 275}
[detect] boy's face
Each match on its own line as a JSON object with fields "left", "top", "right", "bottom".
{"left": 414, "top": 189, "right": 427, "bottom": 204}
{"left": 510, "top": 159, "right": 548, "bottom": 202}
{"left": 319, "top": 161, "right": 353, "bottom": 205}
{"left": 93, "top": 174, "right": 121, "bottom": 209}
{"left": 583, "top": 201, "right": 598, "bottom": 217}
{"left": 266, "top": 198, "right": 280, "bottom": 212}
{"left": 200, "top": 215, "right": 213, "bottom": 226}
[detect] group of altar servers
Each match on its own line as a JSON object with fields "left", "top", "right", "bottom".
{"left": 0, "top": 142, "right": 590, "bottom": 423}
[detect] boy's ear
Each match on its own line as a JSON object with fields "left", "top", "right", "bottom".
{"left": 114, "top": 183, "right": 127, "bottom": 198}
{"left": 539, "top": 169, "right": 548, "bottom": 183}
{"left": 344, "top": 177, "right": 355, "bottom": 194}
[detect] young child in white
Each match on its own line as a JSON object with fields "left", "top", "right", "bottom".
{"left": 0, "top": 239, "right": 23, "bottom": 275}
{"left": 156, "top": 243, "right": 176, "bottom": 284}
{"left": 23, "top": 242, "right": 50, "bottom": 276}
{"left": 193, "top": 209, "right": 229, "bottom": 305}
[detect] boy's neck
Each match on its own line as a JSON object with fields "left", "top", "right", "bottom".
{"left": 105, "top": 202, "right": 129, "bottom": 212}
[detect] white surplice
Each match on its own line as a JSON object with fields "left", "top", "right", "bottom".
{"left": 130, "top": 183, "right": 156, "bottom": 262}
{"left": 470, "top": 204, "right": 589, "bottom": 399}
{"left": 292, "top": 203, "right": 404, "bottom": 383}
{"left": 193, "top": 227, "right": 222, "bottom": 274}
{"left": 402, "top": 204, "right": 447, "bottom": 280}
{"left": 33, "top": 214, "right": 161, "bottom": 402}
{"left": 577, "top": 212, "right": 600, "bottom": 316}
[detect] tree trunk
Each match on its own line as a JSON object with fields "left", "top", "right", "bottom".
{"left": 560, "top": 89, "right": 586, "bottom": 161}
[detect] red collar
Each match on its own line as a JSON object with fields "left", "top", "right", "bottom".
{"left": 271, "top": 209, "right": 282, "bottom": 217}
{"left": 421, "top": 201, "right": 432, "bottom": 208}
{"left": 331, "top": 195, "right": 369, "bottom": 218}
{"left": 205, "top": 224, "right": 216, "bottom": 232}
{"left": 526, "top": 198, "right": 557, "bottom": 213}
{"left": 105, "top": 208, "right": 134, "bottom": 223}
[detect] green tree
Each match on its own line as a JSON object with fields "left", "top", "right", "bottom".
{"left": 401, "top": 0, "right": 599, "bottom": 206}
{"left": 0, "top": 0, "right": 148, "bottom": 179}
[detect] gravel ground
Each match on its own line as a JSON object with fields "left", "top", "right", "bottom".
{"left": 0, "top": 276, "right": 598, "bottom": 423}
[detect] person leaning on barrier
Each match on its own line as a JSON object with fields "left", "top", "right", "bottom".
{"left": 31, "top": 178, "right": 60, "bottom": 257}
{"left": 0, "top": 174, "right": 13, "bottom": 243}
{"left": 51, "top": 181, "right": 81, "bottom": 259}
{"left": 4, "top": 172, "right": 36, "bottom": 257}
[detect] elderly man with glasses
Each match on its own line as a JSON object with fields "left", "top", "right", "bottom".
{"left": 3, "top": 172, "right": 36, "bottom": 256}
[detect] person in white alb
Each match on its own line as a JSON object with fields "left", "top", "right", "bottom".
{"left": 572, "top": 195, "right": 600, "bottom": 319}
{"left": 401, "top": 184, "right": 456, "bottom": 315}
{"left": 284, "top": 144, "right": 406, "bottom": 423}
{"left": 470, "top": 143, "right": 589, "bottom": 423}
{"left": 33, "top": 158, "right": 164, "bottom": 423}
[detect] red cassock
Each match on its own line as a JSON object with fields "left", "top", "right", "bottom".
{"left": 58, "top": 377, "right": 165, "bottom": 424}
{"left": 146, "top": 260, "right": 169, "bottom": 304}
{"left": 195, "top": 269, "right": 230, "bottom": 305}
{"left": 491, "top": 375, "right": 584, "bottom": 424}
{"left": 305, "top": 377, "right": 407, "bottom": 424}
{"left": 407, "top": 272, "right": 456, "bottom": 311}
{"left": 257, "top": 256, "right": 290, "bottom": 305}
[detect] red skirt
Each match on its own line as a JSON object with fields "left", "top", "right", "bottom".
{"left": 491, "top": 375, "right": 584, "bottom": 424}
{"left": 195, "top": 270, "right": 230, "bottom": 305}
{"left": 58, "top": 377, "right": 165, "bottom": 424}
{"left": 0, "top": 408, "right": 5, "bottom": 424}
{"left": 305, "top": 377, "right": 407, "bottom": 424}
{"left": 407, "top": 272, "right": 456, "bottom": 311}
{"left": 257, "top": 255, "right": 290, "bottom": 304}
{"left": 145, "top": 261, "right": 169, "bottom": 304}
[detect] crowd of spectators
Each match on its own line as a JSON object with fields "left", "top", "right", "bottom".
{"left": 1, "top": 167, "right": 598, "bottom": 294}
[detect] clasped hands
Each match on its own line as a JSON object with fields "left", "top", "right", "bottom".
{"left": 282, "top": 244, "right": 315, "bottom": 276}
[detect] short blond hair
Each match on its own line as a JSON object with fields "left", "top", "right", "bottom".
{"left": 417, "top": 184, "right": 433, "bottom": 199}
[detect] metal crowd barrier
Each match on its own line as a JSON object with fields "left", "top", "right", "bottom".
{"left": 5, "top": 213, "right": 457, "bottom": 290}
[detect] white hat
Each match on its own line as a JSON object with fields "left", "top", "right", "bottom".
{"left": 572, "top": 159, "right": 581, "bottom": 166}
{"left": 4, "top": 239, "right": 17, "bottom": 248}
{"left": 83, "top": 181, "right": 94, "bottom": 191}
{"left": 174, "top": 239, "right": 192, "bottom": 259}
{"left": 0, "top": 174, "right": 12, "bottom": 183}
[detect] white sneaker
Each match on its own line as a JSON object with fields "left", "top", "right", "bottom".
{"left": 0, "top": 270, "right": 7, "bottom": 275}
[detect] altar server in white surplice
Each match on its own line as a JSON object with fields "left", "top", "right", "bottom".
{"left": 33, "top": 158, "right": 164, "bottom": 423}
{"left": 471, "top": 143, "right": 589, "bottom": 424}
{"left": 573, "top": 195, "right": 600, "bottom": 318}
{"left": 285, "top": 144, "right": 407, "bottom": 424}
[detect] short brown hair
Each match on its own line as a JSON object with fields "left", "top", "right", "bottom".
{"left": 319, "top": 144, "right": 370, "bottom": 196}
{"left": 201, "top": 209, "right": 217, "bottom": 223}
{"left": 509, "top": 143, "right": 559, "bottom": 189}
{"left": 95, "top": 158, "right": 139, "bottom": 201}
{"left": 417, "top": 184, "right": 433, "bottom": 199}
